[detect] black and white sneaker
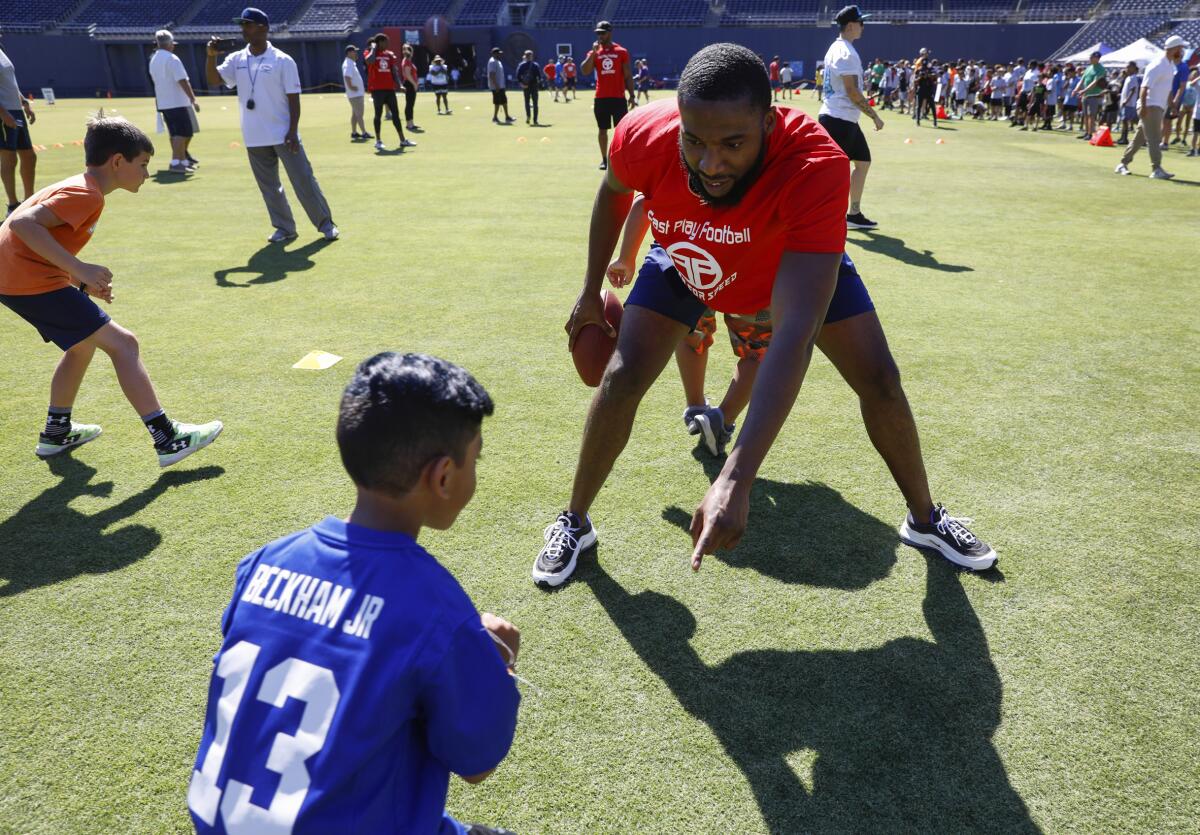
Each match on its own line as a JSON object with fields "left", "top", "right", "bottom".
{"left": 466, "top": 825, "right": 516, "bottom": 835}
{"left": 846, "top": 212, "right": 878, "bottom": 230}
{"left": 899, "top": 503, "right": 997, "bottom": 570}
{"left": 692, "top": 406, "right": 734, "bottom": 457}
{"left": 683, "top": 400, "right": 709, "bottom": 435}
{"left": 532, "top": 510, "right": 596, "bottom": 587}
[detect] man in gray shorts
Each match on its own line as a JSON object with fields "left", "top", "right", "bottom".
{"left": 1075, "top": 51, "right": 1107, "bottom": 141}
{"left": 0, "top": 40, "right": 37, "bottom": 215}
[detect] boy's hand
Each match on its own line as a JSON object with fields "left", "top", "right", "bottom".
{"left": 75, "top": 262, "right": 113, "bottom": 301}
{"left": 606, "top": 259, "right": 633, "bottom": 288}
{"left": 481, "top": 613, "right": 520, "bottom": 668}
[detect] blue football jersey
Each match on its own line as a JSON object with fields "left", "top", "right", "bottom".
{"left": 188, "top": 517, "right": 520, "bottom": 834}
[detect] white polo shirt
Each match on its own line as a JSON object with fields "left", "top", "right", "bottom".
{"left": 342, "top": 56, "right": 364, "bottom": 98}
{"left": 149, "top": 48, "right": 191, "bottom": 110}
{"left": 1142, "top": 55, "right": 1175, "bottom": 109}
{"left": 217, "top": 42, "right": 302, "bottom": 148}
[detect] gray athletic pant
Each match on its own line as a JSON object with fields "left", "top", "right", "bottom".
{"left": 1120, "top": 106, "right": 1165, "bottom": 170}
{"left": 246, "top": 143, "right": 332, "bottom": 234}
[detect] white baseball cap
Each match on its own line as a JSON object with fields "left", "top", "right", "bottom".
{"left": 1163, "top": 35, "right": 1189, "bottom": 50}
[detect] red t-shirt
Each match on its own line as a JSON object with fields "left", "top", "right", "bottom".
{"left": 564, "top": 61, "right": 576, "bottom": 79}
{"left": 543, "top": 62, "right": 556, "bottom": 80}
{"left": 769, "top": 61, "right": 780, "bottom": 81}
{"left": 401, "top": 56, "right": 417, "bottom": 86}
{"left": 366, "top": 49, "right": 398, "bottom": 91}
{"left": 610, "top": 100, "right": 848, "bottom": 314}
{"left": 589, "top": 43, "right": 629, "bottom": 99}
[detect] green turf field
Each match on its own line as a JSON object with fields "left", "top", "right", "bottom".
{"left": 0, "top": 90, "right": 1197, "bottom": 834}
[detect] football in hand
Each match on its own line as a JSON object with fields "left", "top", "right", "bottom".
{"left": 572, "top": 289, "right": 624, "bottom": 387}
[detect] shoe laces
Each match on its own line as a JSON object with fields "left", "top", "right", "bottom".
{"left": 933, "top": 506, "right": 977, "bottom": 547}
{"left": 541, "top": 513, "right": 580, "bottom": 565}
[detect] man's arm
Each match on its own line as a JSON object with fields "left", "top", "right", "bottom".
{"left": 285, "top": 92, "right": 300, "bottom": 152}
{"left": 689, "top": 250, "right": 841, "bottom": 569}
{"left": 843, "top": 75, "right": 884, "bottom": 130}
{"left": 344, "top": 74, "right": 357, "bottom": 93}
{"left": 565, "top": 168, "right": 634, "bottom": 348}
{"left": 178, "top": 78, "right": 199, "bottom": 110}
{"left": 581, "top": 44, "right": 597, "bottom": 75}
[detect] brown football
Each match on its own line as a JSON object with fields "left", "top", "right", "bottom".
{"left": 572, "top": 289, "right": 624, "bottom": 387}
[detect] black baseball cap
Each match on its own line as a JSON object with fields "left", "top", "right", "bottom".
{"left": 595, "top": 20, "right": 613, "bottom": 33}
{"left": 233, "top": 7, "right": 269, "bottom": 25}
{"left": 834, "top": 5, "right": 870, "bottom": 25}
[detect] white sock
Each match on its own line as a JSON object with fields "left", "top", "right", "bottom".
{"left": 171, "top": 159, "right": 182, "bottom": 166}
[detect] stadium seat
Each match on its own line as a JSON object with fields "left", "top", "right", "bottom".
{"left": 371, "top": 0, "right": 454, "bottom": 27}
{"left": 611, "top": 0, "right": 710, "bottom": 26}
{"left": 538, "top": 0, "right": 608, "bottom": 27}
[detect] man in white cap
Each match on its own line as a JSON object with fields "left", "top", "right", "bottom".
{"left": 820, "top": 5, "right": 884, "bottom": 229}
{"left": 149, "top": 29, "right": 201, "bottom": 174}
{"left": 1115, "top": 35, "right": 1189, "bottom": 180}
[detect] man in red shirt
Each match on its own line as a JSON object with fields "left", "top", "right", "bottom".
{"left": 581, "top": 20, "right": 636, "bottom": 170}
{"left": 531, "top": 43, "right": 995, "bottom": 588}
{"left": 363, "top": 34, "right": 413, "bottom": 152}
{"left": 563, "top": 56, "right": 577, "bottom": 100}
{"left": 543, "top": 58, "right": 558, "bottom": 102}
{"left": 769, "top": 55, "right": 781, "bottom": 101}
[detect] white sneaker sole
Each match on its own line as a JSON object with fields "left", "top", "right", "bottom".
{"left": 847, "top": 221, "right": 878, "bottom": 230}
{"left": 693, "top": 413, "right": 720, "bottom": 456}
{"left": 899, "top": 519, "right": 997, "bottom": 571}
{"left": 35, "top": 428, "right": 102, "bottom": 459}
{"left": 159, "top": 423, "right": 223, "bottom": 468}
{"left": 531, "top": 527, "right": 597, "bottom": 587}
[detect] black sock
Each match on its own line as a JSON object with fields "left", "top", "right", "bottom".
{"left": 142, "top": 409, "right": 174, "bottom": 447}
{"left": 43, "top": 407, "right": 71, "bottom": 440}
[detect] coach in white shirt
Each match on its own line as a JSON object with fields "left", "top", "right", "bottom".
{"left": 149, "top": 29, "right": 200, "bottom": 174}
{"left": 205, "top": 7, "right": 337, "bottom": 242}
{"left": 819, "top": 5, "right": 884, "bottom": 230}
{"left": 1116, "top": 35, "right": 1188, "bottom": 180}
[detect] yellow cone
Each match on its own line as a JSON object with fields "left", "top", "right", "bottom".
{"left": 292, "top": 351, "right": 343, "bottom": 370}
{"left": 935, "top": 138, "right": 945, "bottom": 144}
{"left": 904, "top": 138, "right": 914, "bottom": 144}
{"left": 540, "top": 136, "right": 551, "bottom": 143}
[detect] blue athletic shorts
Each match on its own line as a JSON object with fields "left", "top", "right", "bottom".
{"left": 0, "top": 285, "right": 111, "bottom": 350}
{"left": 627, "top": 244, "right": 874, "bottom": 329}
{"left": 0, "top": 110, "right": 32, "bottom": 151}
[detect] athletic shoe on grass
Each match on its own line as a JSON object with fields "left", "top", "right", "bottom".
{"left": 157, "top": 420, "right": 223, "bottom": 468}
{"left": 267, "top": 228, "right": 298, "bottom": 243}
{"left": 532, "top": 511, "right": 596, "bottom": 587}
{"left": 1114, "top": 163, "right": 1131, "bottom": 175}
{"left": 35, "top": 423, "right": 102, "bottom": 459}
{"left": 683, "top": 401, "right": 709, "bottom": 434}
{"left": 401, "top": 139, "right": 417, "bottom": 147}
{"left": 1150, "top": 167, "right": 1175, "bottom": 180}
{"left": 846, "top": 212, "right": 878, "bottom": 229}
{"left": 899, "top": 503, "right": 997, "bottom": 570}
{"left": 692, "top": 407, "right": 734, "bottom": 457}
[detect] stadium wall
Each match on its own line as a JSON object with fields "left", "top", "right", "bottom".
{"left": 6, "top": 24, "right": 1080, "bottom": 98}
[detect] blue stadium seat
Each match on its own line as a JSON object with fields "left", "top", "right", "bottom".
{"left": 719, "top": 0, "right": 822, "bottom": 26}
{"left": 538, "top": 0, "right": 607, "bottom": 26}
{"left": 1055, "top": 15, "right": 1170, "bottom": 56}
{"left": 372, "top": 0, "right": 454, "bottom": 26}
{"left": 0, "top": 0, "right": 79, "bottom": 27}
{"left": 1021, "top": 0, "right": 1095, "bottom": 22}
{"left": 88, "top": 0, "right": 194, "bottom": 28}
{"left": 187, "top": 0, "right": 304, "bottom": 26}
{"left": 455, "top": 0, "right": 504, "bottom": 25}
{"left": 611, "top": 0, "right": 709, "bottom": 26}
{"left": 290, "top": 0, "right": 360, "bottom": 33}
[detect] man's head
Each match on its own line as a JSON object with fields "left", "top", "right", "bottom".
{"left": 155, "top": 30, "right": 175, "bottom": 51}
{"left": 1163, "top": 35, "right": 1189, "bottom": 63}
{"left": 402, "top": 43, "right": 413, "bottom": 57}
{"left": 337, "top": 353, "right": 494, "bottom": 530}
{"left": 374, "top": 33, "right": 389, "bottom": 49}
{"left": 676, "top": 43, "right": 774, "bottom": 206}
{"left": 235, "top": 7, "right": 269, "bottom": 44}
{"left": 594, "top": 20, "right": 613, "bottom": 46}
{"left": 490, "top": 47, "right": 501, "bottom": 59}
{"left": 84, "top": 114, "right": 153, "bottom": 193}
{"left": 524, "top": 49, "right": 533, "bottom": 61}
{"left": 1089, "top": 51, "right": 1101, "bottom": 64}
{"left": 345, "top": 44, "right": 357, "bottom": 58}
{"left": 835, "top": 5, "right": 868, "bottom": 40}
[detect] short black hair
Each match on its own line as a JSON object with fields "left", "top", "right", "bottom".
{"left": 84, "top": 113, "right": 154, "bottom": 166}
{"left": 678, "top": 43, "right": 771, "bottom": 113}
{"left": 337, "top": 352, "right": 494, "bottom": 496}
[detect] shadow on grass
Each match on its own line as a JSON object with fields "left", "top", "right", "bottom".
{"left": 152, "top": 170, "right": 192, "bottom": 185}
{"left": 582, "top": 549, "right": 1037, "bottom": 833}
{"left": 0, "top": 456, "right": 224, "bottom": 598}
{"left": 214, "top": 238, "right": 333, "bottom": 287}
{"left": 847, "top": 230, "right": 974, "bottom": 273}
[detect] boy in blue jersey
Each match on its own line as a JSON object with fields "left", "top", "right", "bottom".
{"left": 189, "top": 352, "right": 520, "bottom": 835}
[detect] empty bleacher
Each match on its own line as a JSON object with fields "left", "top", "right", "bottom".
{"left": 1054, "top": 14, "right": 1168, "bottom": 54}
{"left": 372, "top": 0, "right": 454, "bottom": 26}
{"left": 454, "top": 0, "right": 505, "bottom": 25}
{"left": 88, "top": 0, "right": 194, "bottom": 29}
{"left": 537, "top": 0, "right": 607, "bottom": 26}
{"left": 611, "top": 0, "right": 710, "bottom": 26}
{"left": 0, "top": 0, "right": 79, "bottom": 29}
{"left": 719, "top": 0, "right": 822, "bottom": 26}
{"left": 1164, "top": 16, "right": 1200, "bottom": 42}
{"left": 186, "top": 0, "right": 304, "bottom": 27}
{"left": 1021, "top": 0, "right": 1096, "bottom": 21}
{"left": 290, "top": 0, "right": 360, "bottom": 34}
{"left": 1106, "top": 0, "right": 1189, "bottom": 14}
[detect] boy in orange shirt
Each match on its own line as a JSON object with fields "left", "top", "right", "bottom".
{"left": 0, "top": 114, "right": 222, "bottom": 466}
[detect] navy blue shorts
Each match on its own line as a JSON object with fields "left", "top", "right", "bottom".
{"left": 0, "top": 286, "right": 111, "bottom": 350}
{"left": 0, "top": 110, "right": 32, "bottom": 152}
{"left": 160, "top": 106, "right": 195, "bottom": 138}
{"left": 627, "top": 245, "right": 874, "bottom": 329}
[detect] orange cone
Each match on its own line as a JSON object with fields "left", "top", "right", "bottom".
{"left": 935, "top": 138, "right": 945, "bottom": 145}
{"left": 904, "top": 137, "right": 914, "bottom": 144}
{"left": 1090, "top": 125, "right": 1113, "bottom": 147}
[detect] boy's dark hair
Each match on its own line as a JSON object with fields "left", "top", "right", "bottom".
{"left": 678, "top": 43, "right": 771, "bottom": 113}
{"left": 337, "top": 352, "right": 494, "bottom": 496}
{"left": 84, "top": 113, "right": 154, "bottom": 166}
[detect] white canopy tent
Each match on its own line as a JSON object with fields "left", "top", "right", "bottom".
{"left": 1100, "top": 38, "right": 1165, "bottom": 69}
{"left": 1060, "top": 42, "right": 1113, "bottom": 64}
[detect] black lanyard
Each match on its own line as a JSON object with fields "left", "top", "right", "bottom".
{"left": 245, "top": 51, "right": 266, "bottom": 109}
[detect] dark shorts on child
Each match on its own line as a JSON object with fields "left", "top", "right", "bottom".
{"left": 0, "top": 285, "right": 111, "bottom": 350}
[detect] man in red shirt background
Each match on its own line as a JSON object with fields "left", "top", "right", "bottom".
{"left": 581, "top": 20, "right": 636, "bottom": 170}
{"left": 769, "top": 55, "right": 782, "bottom": 101}
{"left": 531, "top": 43, "right": 996, "bottom": 589}
{"left": 543, "top": 58, "right": 558, "bottom": 102}
{"left": 563, "top": 56, "right": 577, "bottom": 100}
{"left": 363, "top": 34, "right": 413, "bottom": 152}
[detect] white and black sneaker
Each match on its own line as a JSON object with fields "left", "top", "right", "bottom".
{"left": 846, "top": 212, "right": 878, "bottom": 230}
{"left": 692, "top": 406, "right": 734, "bottom": 457}
{"left": 899, "top": 503, "right": 997, "bottom": 570}
{"left": 531, "top": 510, "right": 596, "bottom": 587}
{"left": 683, "top": 400, "right": 709, "bottom": 435}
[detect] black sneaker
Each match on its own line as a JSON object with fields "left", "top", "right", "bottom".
{"left": 532, "top": 511, "right": 596, "bottom": 587}
{"left": 846, "top": 212, "right": 878, "bottom": 230}
{"left": 683, "top": 401, "right": 709, "bottom": 435}
{"left": 899, "top": 503, "right": 997, "bottom": 570}
{"left": 598, "top": 160, "right": 608, "bottom": 170}
{"left": 466, "top": 826, "right": 516, "bottom": 835}
{"left": 692, "top": 406, "right": 734, "bottom": 457}
{"left": 186, "top": 154, "right": 200, "bottom": 167}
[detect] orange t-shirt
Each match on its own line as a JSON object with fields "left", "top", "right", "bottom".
{"left": 0, "top": 173, "right": 104, "bottom": 296}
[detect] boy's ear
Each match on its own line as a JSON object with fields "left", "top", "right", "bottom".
{"left": 423, "top": 455, "right": 455, "bottom": 500}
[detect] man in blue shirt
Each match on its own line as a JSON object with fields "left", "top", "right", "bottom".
{"left": 1163, "top": 53, "right": 1192, "bottom": 147}
{"left": 515, "top": 49, "right": 544, "bottom": 126}
{"left": 189, "top": 352, "right": 520, "bottom": 835}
